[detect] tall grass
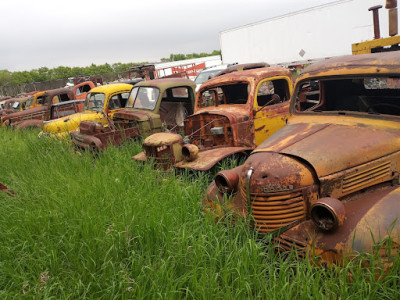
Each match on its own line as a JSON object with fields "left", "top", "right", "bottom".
{"left": 0, "top": 127, "right": 399, "bottom": 298}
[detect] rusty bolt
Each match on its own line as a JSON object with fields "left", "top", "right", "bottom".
{"left": 369, "top": 5, "right": 383, "bottom": 39}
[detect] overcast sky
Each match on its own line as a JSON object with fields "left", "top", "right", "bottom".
{"left": 1, "top": 0, "right": 335, "bottom": 71}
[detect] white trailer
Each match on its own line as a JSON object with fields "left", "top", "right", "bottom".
{"left": 220, "top": 0, "right": 390, "bottom": 67}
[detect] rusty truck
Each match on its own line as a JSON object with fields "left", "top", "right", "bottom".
{"left": 203, "top": 51, "right": 400, "bottom": 265}
{"left": 71, "top": 78, "right": 196, "bottom": 151}
{"left": 133, "top": 63, "right": 293, "bottom": 171}
{"left": 1, "top": 88, "right": 83, "bottom": 128}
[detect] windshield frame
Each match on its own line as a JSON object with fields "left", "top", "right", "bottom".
{"left": 126, "top": 86, "right": 161, "bottom": 111}
{"left": 84, "top": 92, "right": 106, "bottom": 112}
{"left": 291, "top": 75, "right": 400, "bottom": 120}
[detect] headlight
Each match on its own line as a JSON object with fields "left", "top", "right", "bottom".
{"left": 311, "top": 197, "right": 345, "bottom": 231}
{"left": 182, "top": 144, "right": 199, "bottom": 161}
{"left": 215, "top": 170, "right": 239, "bottom": 194}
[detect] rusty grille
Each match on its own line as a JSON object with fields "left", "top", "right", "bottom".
{"left": 342, "top": 161, "right": 391, "bottom": 194}
{"left": 274, "top": 234, "right": 308, "bottom": 259}
{"left": 241, "top": 185, "right": 307, "bottom": 233}
{"left": 143, "top": 145, "right": 174, "bottom": 170}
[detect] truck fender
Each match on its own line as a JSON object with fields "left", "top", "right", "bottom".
{"left": 174, "top": 146, "right": 252, "bottom": 171}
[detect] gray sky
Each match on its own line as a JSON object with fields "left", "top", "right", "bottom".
{"left": 1, "top": 0, "right": 335, "bottom": 71}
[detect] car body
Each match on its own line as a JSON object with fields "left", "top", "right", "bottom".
{"left": 0, "top": 97, "right": 29, "bottom": 116}
{"left": 203, "top": 51, "right": 400, "bottom": 265}
{"left": 40, "top": 83, "right": 133, "bottom": 137}
{"left": 1, "top": 88, "right": 79, "bottom": 128}
{"left": 71, "top": 78, "right": 196, "bottom": 151}
{"left": 133, "top": 64, "right": 293, "bottom": 171}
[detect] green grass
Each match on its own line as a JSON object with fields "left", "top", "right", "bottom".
{"left": 0, "top": 127, "right": 399, "bottom": 299}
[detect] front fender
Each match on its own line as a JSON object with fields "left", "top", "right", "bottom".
{"left": 203, "top": 165, "right": 248, "bottom": 218}
{"left": 15, "top": 119, "right": 44, "bottom": 129}
{"left": 278, "top": 185, "right": 400, "bottom": 263}
{"left": 174, "top": 147, "right": 251, "bottom": 171}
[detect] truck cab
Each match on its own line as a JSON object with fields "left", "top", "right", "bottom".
{"left": 71, "top": 78, "right": 196, "bottom": 151}
{"left": 204, "top": 52, "right": 400, "bottom": 264}
{"left": 40, "top": 83, "right": 133, "bottom": 137}
{"left": 1, "top": 88, "right": 78, "bottom": 128}
{"left": 133, "top": 64, "right": 293, "bottom": 171}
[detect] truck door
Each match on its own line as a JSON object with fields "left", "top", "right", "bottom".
{"left": 252, "top": 76, "right": 292, "bottom": 146}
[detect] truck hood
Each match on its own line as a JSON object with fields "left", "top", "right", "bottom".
{"left": 43, "top": 111, "right": 100, "bottom": 133}
{"left": 192, "top": 106, "right": 249, "bottom": 123}
{"left": 253, "top": 122, "right": 400, "bottom": 177}
{"left": 113, "top": 109, "right": 159, "bottom": 122}
{"left": 184, "top": 106, "right": 252, "bottom": 148}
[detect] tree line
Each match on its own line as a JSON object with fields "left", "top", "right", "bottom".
{"left": 161, "top": 50, "right": 221, "bottom": 62}
{"left": 0, "top": 51, "right": 221, "bottom": 87}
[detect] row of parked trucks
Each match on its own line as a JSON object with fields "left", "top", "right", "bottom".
{"left": 2, "top": 4, "right": 400, "bottom": 267}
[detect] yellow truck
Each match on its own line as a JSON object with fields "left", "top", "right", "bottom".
{"left": 40, "top": 83, "right": 134, "bottom": 137}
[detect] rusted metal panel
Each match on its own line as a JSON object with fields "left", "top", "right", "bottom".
{"left": 136, "top": 66, "right": 293, "bottom": 171}
{"left": 174, "top": 147, "right": 251, "bottom": 171}
{"left": 203, "top": 52, "right": 400, "bottom": 265}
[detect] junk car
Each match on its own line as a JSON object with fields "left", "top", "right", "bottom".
{"left": 1, "top": 88, "right": 80, "bottom": 128}
{"left": 71, "top": 78, "right": 195, "bottom": 151}
{"left": 203, "top": 52, "right": 400, "bottom": 265}
{"left": 39, "top": 83, "right": 134, "bottom": 138}
{"left": 133, "top": 63, "right": 293, "bottom": 171}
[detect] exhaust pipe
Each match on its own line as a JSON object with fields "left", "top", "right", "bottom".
{"left": 386, "top": 0, "right": 398, "bottom": 36}
{"left": 369, "top": 5, "right": 383, "bottom": 39}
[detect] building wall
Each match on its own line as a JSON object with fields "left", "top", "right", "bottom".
{"left": 220, "top": 0, "right": 389, "bottom": 66}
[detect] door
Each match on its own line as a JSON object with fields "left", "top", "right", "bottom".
{"left": 253, "top": 76, "right": 292, "bottom": 146}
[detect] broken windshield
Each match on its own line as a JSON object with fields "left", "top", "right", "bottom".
{"left": 198, "top": 83, "right": 249, "bottom": 108}
{"left": 294, "top": 76, "right": 400, "bottom": 117}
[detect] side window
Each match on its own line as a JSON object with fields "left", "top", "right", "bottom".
{"left": 171, "top": 87, "right": 189, "bottom": 98}
{"left": 109, "top": 94, "right": 122, "bottom": 110}
{"left": 82, "top": 84, "right": 91, "bottom": 93}
{"left": 256, "top": 79, "right": 290, "bottom": 107}
{"left": 120, "top": 92, "right": 130, "bottom": 108}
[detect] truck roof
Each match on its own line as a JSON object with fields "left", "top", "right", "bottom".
{"left": 298, "top": 51, "right": 400, "bottom": 81}
{"left": 134, "top": 78, "right": 196, "bottom": 90}
{"left": 199, "top": 66, "right": 292, "bottom": 90}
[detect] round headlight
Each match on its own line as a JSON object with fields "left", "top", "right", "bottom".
{"left": 182, "top": 144, "right": 199, "bottom": 162}
{"left": 215, "top": 170, "right": 239, "bottom": 194}
{"left": 311, "top": 197, "right": 345, "bottom": 231}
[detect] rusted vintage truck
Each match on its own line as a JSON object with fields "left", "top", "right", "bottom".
{"left": 203, "top": 52, "right": 400, "bottom": 265}
{"left": 1, "top": 88, "right": 82, "bottom": 128}
{"left": 133, "top": 64, "right": 293, "bottom": 171}
{"left": 40, "top": 83, "right": 138, "bottom": 138}
{"left": 71, "top": 78, "right": 196, "bottom": 151}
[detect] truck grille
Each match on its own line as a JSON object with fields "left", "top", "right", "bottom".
{"left": 342, "top": 161, "right": 391, "bottom": 194}
{"left": 241, "top": 186, "right": 306, "bottom": 233}
{"left": 143, "top": 145, "right": 173, "bottom": 170}
{"left": 274, "top": 234, "right": 308, "bottom": 259}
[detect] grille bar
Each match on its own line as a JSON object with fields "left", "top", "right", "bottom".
{"left": 343, "top": 161, "right": 391, "bottom": 193}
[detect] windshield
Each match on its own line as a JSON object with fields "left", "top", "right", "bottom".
{"left": 295, "top": 76, "right": 400, "bottom": 117}
{"left": 198, "top": 82, "right": 249, "bottom": 108}
{"left": 25, "top": 97, "right": 34, "bottom": 108}
{"left": 126, "top": 86, "right": 160, "bottom": 110}
{"left": 195, "top": 70, "right": 222, "bottom": 85}
{"left": 12, "top": 102, "right": 19, "bottom": 109}
{"left": 85, "top": 92, "right": 106, "bottom": 111}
